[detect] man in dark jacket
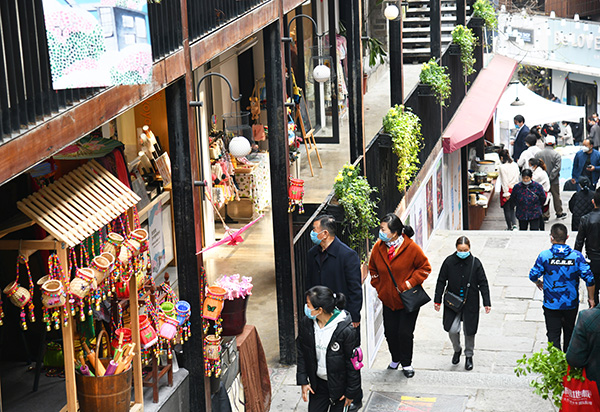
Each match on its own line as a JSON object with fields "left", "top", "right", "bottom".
{"left": 536, "top": 135, "right": 566, "bottom": 219}
{"left": 575, "top": 190, "right": 600, "bottom": 305}
{"left": 568, "top": 177, "right": 595, "bottom": 231}
{"left": 511, "top": 114, "right": 529, "bottom": 161}
{"left": 571, "top": 139, "right": 600, "bottom": 189}
{"left": 588, "top": 117, "right": 600, "bottom": 149}
{"left": 306, "top": 214, "right": 363, "bottom": 411}
{"left": 566, "top": 305, "right": 600, "bottom": 393}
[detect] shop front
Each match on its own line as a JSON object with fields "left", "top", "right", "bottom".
{"left": 0, "top": 91, "right": 193, "bottom": 412}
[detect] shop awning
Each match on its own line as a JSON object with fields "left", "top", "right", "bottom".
{"left": 442, "top": 55, "right": 518, "bottom": 153}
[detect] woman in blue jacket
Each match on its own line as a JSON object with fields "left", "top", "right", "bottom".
{"left": 297, "top": 286, "right": 361, "bottom": 412}
{"left": 511, "top": 169, "right": 546, "bottom": 231}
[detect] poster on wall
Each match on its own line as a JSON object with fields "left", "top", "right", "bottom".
{"left": 148, "top": 202, "right": 166, "bottom": 276}
{"left": 41, "top": 0, "right": 153, "bottom": 89}
{"left": 436, "top": 159, "right": 443, "bottom": 220}
{"left": 415, "top": 207, "right": 423, "bottom": 248}
{"left": 426, "top": 177, "right": 434, "bottom": 240}
{"left": 362, "top": 275, "right": 385, "bottom": 368}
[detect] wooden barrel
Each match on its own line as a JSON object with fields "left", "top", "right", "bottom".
{"left": 75, "top": 359, "right": 132, "bottom": 412}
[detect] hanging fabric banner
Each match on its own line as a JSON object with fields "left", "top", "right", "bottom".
{"left": 41, "top": 0, "right": 153, "bottom": 89}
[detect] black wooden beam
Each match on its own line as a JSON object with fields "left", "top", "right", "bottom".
{"left": 461, "top": 146, "right": 470, "bottom": 229}
{"left": 264, "top": 21, "right": 297, "bottom": 365}
{"left": 456, "top": 0, "right": 466, "bottom": 26}
{"left": 389, "top": 19, "right": 404, "bottom": 106}
{"left": 430, "top": 0, "right": 442, "bottom": 60}
{"left": 328, "top": 0, "right": 340, "bottom": 144}
{"left": 165, "top": 78, "right": 206, "bottom": 412}
{"left": 341, "top": 0, "right": 365, "bottom": 165}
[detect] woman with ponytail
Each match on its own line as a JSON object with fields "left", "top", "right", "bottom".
{"left": 368, "top": 213, "right": 431, "bottom": 378}
{"left": 297, "top": 286, "right": 361, "bottom": 411}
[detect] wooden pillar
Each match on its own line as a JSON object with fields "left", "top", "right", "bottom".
{"left": 166, "top": 78, "right": 206, "bottom": 412}
{"left": 430, "top": 0, "right": 442, "bottom": 60}
{"left": 389, "top": 19, "right": 404, "bottom": 106}
{"left": 456, "top": 0, "right": 466, "bottom": 26}
{"left": 264, "top": 21, "right": 297, "bottom": 365}
{"left": 341, "top": 0, "right": 365, "bottom": 164}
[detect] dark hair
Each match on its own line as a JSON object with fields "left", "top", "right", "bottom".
{"left": 381, "top": 212, "right": 414, "bottom": 238}
{"left": 456, "top": 236, "right": 471, "bottom": 248}
{"left": 562, "top": 120, "right": 568, "bottom": 125}
{"left": 583, "top": 139, "right": 592, "bottom": 147}
{"left": 521, "top": 169, "right": 533, "bottom": 178}
{"left": 594, "top": 190, "right": 600, "bottom": 207}
{"left": 498, "top": 149, "right": 512, "bottom": 163}
{"left": 579, "top": 176, "right": 591, "bottom": 193}
{"left": 306, "top": 286, "right": 346, "bottom": 314}
{"left": 525, "top": 134, "right": 537, "bottom": 147}
{"left": 550, "top": 223, "right": 568, "bottom": 243}
{"left": 530, "top": 126, "right": 543, "bottom": 139}
{"left": 514, "top": 115, "right": 525, "bottom": 124}
{"left": 528, "top": 157, "right": 547, "bottom": 171}
{"left": 314, "top": 215, "right": 336, "bottom": 236}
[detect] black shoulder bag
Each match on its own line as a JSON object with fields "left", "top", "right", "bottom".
{"left": 443, "top": 258, "right": 475, "bottom": 312}
{"left": 384, "top": 263, "right": 431, "bottom": 313}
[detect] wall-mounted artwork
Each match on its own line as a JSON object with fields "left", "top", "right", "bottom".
{"left": 42, "top": 0, "right": 153, "bottom": 89}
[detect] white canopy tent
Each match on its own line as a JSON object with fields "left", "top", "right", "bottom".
{"left": 497, "top": 83, "right": 586, "bottom": 126}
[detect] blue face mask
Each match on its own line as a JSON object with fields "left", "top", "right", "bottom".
{"left": 304, "top": 304, "right": 318, "bottom": 319}
{"left": 379, "top": 230, "right": 391, "bottom": 242}
{"left": 310, "top": 230, "right": 323, "bottom": 245}
{"left": 457, "top": 251, "right": 471, "bottom": 259}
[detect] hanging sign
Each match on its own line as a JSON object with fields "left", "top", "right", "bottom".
{"left": 41, "top": 0, "right": 153, "bottom": 89}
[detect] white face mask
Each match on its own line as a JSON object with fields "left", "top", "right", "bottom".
{"left": 523, "top": 180, "right": 532, "bottom": 185}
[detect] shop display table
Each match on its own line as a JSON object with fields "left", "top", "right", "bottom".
{"left": 468, "top": 179, "right": 496, "bottom": 230}
{"left": 234, "top": 153, "right": 271, "bottom": 217}
{"left": 236, "top": 325, "right": 271, "bottom": 412}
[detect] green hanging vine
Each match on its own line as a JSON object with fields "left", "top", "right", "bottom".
{"left": 472, "top": 0, "right": 498, "bottom": 30}
{"left": 419, "top": 59, "right": 451, "bottom": 106}
{"left": 451, "top": 25, "right": 477, "bottom": 78}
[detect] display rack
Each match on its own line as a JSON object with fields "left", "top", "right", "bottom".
{"left": 0, "top": 161, "right": 144, "bottom": 412}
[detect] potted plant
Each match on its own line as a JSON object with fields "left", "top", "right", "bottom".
{"left": 451, "top": 25, "right": 477, "bottom": 78}
{"left": 419, "top": 58, "right": 451, "bottom": 106}
{"left": 382, "top": 105, "right": 423, "bottom": 193}
{"left": 514, "top": 343, "right": 584, "bottom": 409}
{"left": 472, "top": 0, "right": 498, "bottom": 30}
{"left": 333, "top": 163, "right": 378, "bottom": 262}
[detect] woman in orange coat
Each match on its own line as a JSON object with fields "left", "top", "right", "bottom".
{"left": 369, "top": 213, "right": 431, "bottom": 378}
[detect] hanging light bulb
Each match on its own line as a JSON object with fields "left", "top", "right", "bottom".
{"left": 384, "top": 3, "right": 400, "bottom": 20}
{"left": 228, "top": 136, "right": 251, "bottom": 158}
{"left": 550, "top": 11, "right": 556, "bottom": 18}
{"left": 574, "top": 14, "right": 580, "bottom": 21}
{"left": 313, "top": 64, "right": 331, "bottom": 83}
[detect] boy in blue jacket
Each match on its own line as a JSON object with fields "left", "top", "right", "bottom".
{"left": 529, "top": 223, "right": 596, "bottom": 351}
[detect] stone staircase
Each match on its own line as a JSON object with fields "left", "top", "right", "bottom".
{"left": 403, "top": 0, "right": 470, "bottom": 64}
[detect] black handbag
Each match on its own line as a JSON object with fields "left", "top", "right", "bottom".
{"left": 443, "top": 258, "right": 475, "bottom": 312}
{"left": 384, "top": 263, "right": 431, "bottom": 313}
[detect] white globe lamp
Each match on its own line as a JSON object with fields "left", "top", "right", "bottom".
{"left": 384, "top": 4, "right": 400, "bottom": 21}
{"left": 228, "top": 136, "right": 251, "bottom": 158}
{"left": 313, "top": 64, "right": 330, "bottom": 83}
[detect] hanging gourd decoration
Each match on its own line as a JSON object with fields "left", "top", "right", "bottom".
{"left": 228, "top": 136, "right": 251, "bottom": 158}
{"left": 89, "top": 255, "right": 111, "bottom": 310}
{"left": 288, "top": 177, "right": 305, "bottom": 214}
{"left": 70, "top": 268, "right": 95, "bottom": 322}
{"left": 41, "top": 255, "right": 68, "bottom": 329}
{"left": 204, "top": 335, "right": 222, "bottom": 377}
{"left": 202, "top": 286, "right": 226, "bottom": 337}
{"left": 4, "top": 255, "right": 36, "bottom": 330}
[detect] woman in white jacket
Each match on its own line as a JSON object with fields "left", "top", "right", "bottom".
{"left": 498, "top": 149, "right": 520, "bottom": 230}
{"left": 529, "top": 157, "right": 551, "bottom": 230}
{"left": 518, "top": 134, "right": 541, "bottom": 170}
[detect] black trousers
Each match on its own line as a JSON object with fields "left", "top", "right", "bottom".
{"left": 382, "top": 305, "right": 420, "bottom": 366}
{"left": 543, "top": 306, "right": 578, "bottom": 352}
{"left": 591, "top": 259, "right": 600, "bottom": 306}
{"left": 519, "top": 218, "right": 540, "bottom": 231}
{"left": 309, "top": 377, "right": 345, "bottom": 412}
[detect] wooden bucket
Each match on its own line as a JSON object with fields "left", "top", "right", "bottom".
{"left": 76, "top": 330, "right": 132, "bottom": 412}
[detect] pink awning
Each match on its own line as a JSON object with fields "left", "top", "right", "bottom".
{"left": 442, "top": 55, "right": 518, "bottom": 153}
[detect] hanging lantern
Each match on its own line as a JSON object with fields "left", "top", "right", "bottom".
{"left": 288, "top": 177, "right": 305, "bottom": 214}
{"left": 312, "top": 64, "right": 330, "bottom": 83}
{"left": 228, "top": 136, "right": 251, "bottom": 158}
{"left": 204, "top": 335, "right": 222, "bottom": 377}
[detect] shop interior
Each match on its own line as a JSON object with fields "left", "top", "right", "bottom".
{"left": 0, "top": 92, "right": 185, "bottom": 411}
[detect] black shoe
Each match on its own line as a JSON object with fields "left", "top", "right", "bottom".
{"left": 557, "top": 213, "right": 567, "bottom": 219}
{"left": 402, "top": 368, "right": 415, "bottom": 378}
{"left": 465, "top": 357, "right": 473, "bottom": 371}
{"left": 452, "top": 351, "right": 461, "bottom": 365}
{"left": 543, "top": 216, "right": 549, "bottom": 221}
{"left": 347, "top": 402, "right": 363, "bottom": 412}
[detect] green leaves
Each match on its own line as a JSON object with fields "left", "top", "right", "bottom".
{"left": 367, "top": 37, "right": 388, "bottom": 68}
{"left": 514, "top": 343, "right": 584, "bottom": 408}
{"left": 451, "top": 25, "right": 477, "bottom": 79}
{"left": 472, "top": 0, "right": 498, "bottom": 30}
{"left": 382, "top": 105, "right": 423, "bottom": 192}
{"left": 419, "top": 59, "right": 451, "bottom": 106}
{"left": 333, "top": 164, "right": 378, "bottom": 263}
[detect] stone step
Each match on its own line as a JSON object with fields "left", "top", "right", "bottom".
{"left": 403, "top": 36, "right": 453, "bottom": 44}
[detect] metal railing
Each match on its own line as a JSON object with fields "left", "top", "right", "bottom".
{"left": 187, "top": 0, "right": 270, "bottom": 42}
{"left": 148, "top": 0, "right": 183, "bottom": 59}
